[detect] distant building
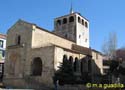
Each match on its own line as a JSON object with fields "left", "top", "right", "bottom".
{"left": 116, "top": 49, "right": 125, "bottom": 61}
{"left": 0, "top": 33, "right": 6, "bottom": 80}
{"left": 102, "top": 55, "right": 110, "bottom": 75}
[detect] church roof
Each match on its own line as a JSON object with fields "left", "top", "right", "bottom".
{"left": 52, "top": 44, "right": 92, "bottom": 56}
{"left": 35, "top": 25, "right": 75, "bottom": 42}
{"left": 92, "top": 49, "right": 103, "bottom": 55}
{"left": 72, "top": 44, "right": 92, "bottom": 56}
{"left": 19, "top": 19, "right": 75, "bottom": 43}
{"left": 31, "top": 43, "right": 92, "bottom": 56}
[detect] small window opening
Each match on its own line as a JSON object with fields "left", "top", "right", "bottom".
{"left": 82, "top": 19, "right": 84, "bottom": 25}
{"left": 16, "top": 35, "right": 21, "bottom": 45}
{"left": 69, "top": 16, "right": 74, "bottom": 22}
{"left": 57, "top": 20, "right": 61, "bottom": 25}
{"left": 85, "top": 22, "right": 88, "bottom": 28}
{"left": 85, "top": 39, "right": 88, "bottom": 42}
{"left": 63, "top": 18, "right": 67, "bottom": 24}
{"left": 78, "top": 17, "right": 81, "bottom": 23}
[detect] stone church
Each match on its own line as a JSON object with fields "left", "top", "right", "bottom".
{"left": 3, "top": 11, "right": 103, "bottom": 89}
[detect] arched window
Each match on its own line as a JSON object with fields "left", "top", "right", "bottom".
{"left": 16, "top": 35, "right": 21, "bottom": 45}
{"left": 85, "top": 22, "right": 88, "bottom": 28}
{"left": 63, "top": 55, "right": 68, "bottom": 63}
{"left": 82, "top": 19, "right": 84, "bottom": 25}
{"left": 32, "top": 57, "right": 42, "bottom": 76}
{"left": 63, "top": 18, "right": 67, "bottom": 24}
{"left": 81, "top": 58, "right": 88, "bottom": 74}
{"left": 69, "top": 16, "right": 74, "bottom": 22}
{"left": 69, "top": 56, "right": 73, "bottom": 65}
{"left": 78, "top": 17, "right": 81, "bottom": 23}
{"left": 81, "top": 59, "right": 84, "bottom": 74}
{"left": 74, "top": 57, "right": 79, "bottom": 72}
{"left": 85, "top": 38, "right": 88, "bottom": 42}
{"left": 57, "top": 20, "right": 61, "bottom": 25}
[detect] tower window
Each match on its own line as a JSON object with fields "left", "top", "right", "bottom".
{"left": 78, "top": 17, "right": 81, "bottom": 23}
{"left": 57, "top": 20, "right": 61, "bottom": 25}
{"left": 63, "top": 18, "right": 67, "bottom": 24}
{"left": 82, "top": 19, "right": 84, "bottom": 25}
{"left": 85, "top": 39, "right": 88, "bottom": 42}
{"left": 85, "top": 22, "right": 88, "bottom": 28}
{"left": 69, "top": 16, "right": 74, "bottom": 22}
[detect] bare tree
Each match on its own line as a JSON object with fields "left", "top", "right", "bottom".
{"left": 102, "top": 32, "right": 117, "bottom": 59}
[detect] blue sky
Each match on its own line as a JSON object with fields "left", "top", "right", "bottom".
{"left": 0, "top": 0, "right": 125, "bottom": 52}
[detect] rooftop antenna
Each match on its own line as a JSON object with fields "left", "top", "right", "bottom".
{"left": 70, "top": 0, "right": 74, "bottom": 14}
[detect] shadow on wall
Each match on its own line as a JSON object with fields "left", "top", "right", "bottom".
{"left": 53, "top": 55, "right": 102, "bottom": 85}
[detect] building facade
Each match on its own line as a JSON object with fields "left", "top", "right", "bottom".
{"left": 3, "top": 12, "right": 103, "bottom": 89}
{"left": 0, "top": 34, "right": 6, "bottom": 80}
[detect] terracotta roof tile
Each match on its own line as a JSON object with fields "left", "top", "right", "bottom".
{"left": 0, "top": 33, "right": 6, "bottom": 39}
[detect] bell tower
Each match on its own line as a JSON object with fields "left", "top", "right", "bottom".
{"left": 54, "top": 12, "right": 89, "bottom": 48}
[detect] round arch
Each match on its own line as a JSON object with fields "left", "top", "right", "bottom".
{"left": 32, "top": 57, "right": 42, "bottom": 76}
{"left": 69, "top": 16, "right": 74, "bottom": 22}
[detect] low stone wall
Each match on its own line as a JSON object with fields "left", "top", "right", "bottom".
{"left": 57, "top": 85, "right": 87, "bottom": 90}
